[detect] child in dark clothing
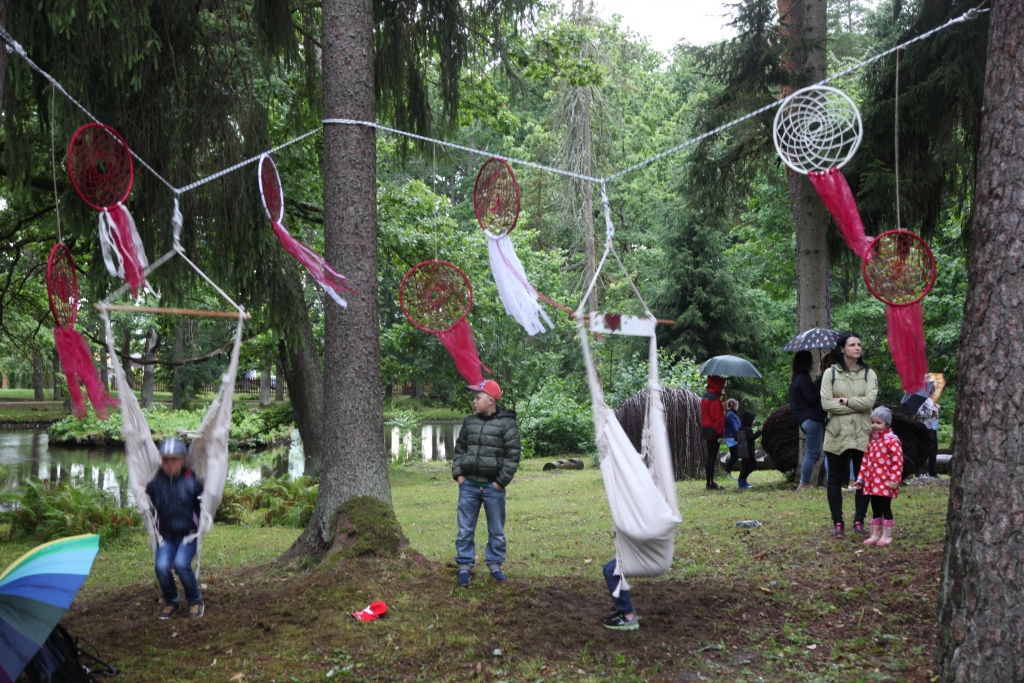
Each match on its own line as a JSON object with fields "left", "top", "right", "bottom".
{"left": 734, "top": 410, "right": 761, "bottom": 489}
{"left": 601, "top": 559, "right": 638, "bottom": 630}
{"left": 146, "top": 438, "right": 205, "bottom": 619}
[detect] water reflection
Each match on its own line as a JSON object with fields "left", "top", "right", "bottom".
{"left": 383, "top": 422, "right": 461, "bottom": 461}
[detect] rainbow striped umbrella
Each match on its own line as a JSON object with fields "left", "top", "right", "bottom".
{"left": 0, "top": 534, "right": 100, "bottom": 683}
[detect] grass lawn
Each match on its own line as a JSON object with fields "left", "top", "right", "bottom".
{"left": 1, "top": 462, "right": 950, "bottom": 682}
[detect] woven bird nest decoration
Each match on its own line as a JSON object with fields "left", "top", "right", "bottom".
{"left": 258, "top": 154, "right": 284, "bottom": 223}
{"left": 473, "top": 158, "right": 521, "bottom": 236}
{"left": 67, "top": 123, "right": 134, "bottom": 211}
{"left": 47, "top": 243, "right": 78, "bottom": 330}
{"left": 862, "top": 229, "right": 936, "bottom": 306}
{"left": 399, "top": 260, "right": 473, "bottom": 334}
{"left": 773, "top": 85, "right": 863, "bottom": 174}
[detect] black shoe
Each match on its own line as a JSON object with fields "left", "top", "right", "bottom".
{"left": 706, "top": 482, "right": 725, "bottom": 490}
{"left": 602, "top": 610, "right": 623, "bottom": 624}
{"left": 603, "top": 611, "right": 639, "bottom": 630}
{"left": 158, "top": 603, "right": 179, "bottom": 620}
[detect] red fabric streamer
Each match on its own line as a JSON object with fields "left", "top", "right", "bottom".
{"left": 271, "top": 221, "right": 357, "bottom": 307}
{"left": 886, "top": 303, "right": 929, "bottom": 394}
{"left": 108, "top": 205, "right": 147, "bottom": 296}
{"left": 54, "top": 326, "right": 118, "bottom": 419}
{"left": 807, "top": 168, "right": 873, "bottom": 258}
{"left": 437, "top": 318, "right": 491, "bottom": 385}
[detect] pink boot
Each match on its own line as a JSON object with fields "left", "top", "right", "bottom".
{"left": 862, "top": 518, "right": 883, "bottom": 546}
{"left": 875, "top": 519, "right": 894, "bottom": 547}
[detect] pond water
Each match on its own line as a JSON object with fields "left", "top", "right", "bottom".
{"left": 0, "top": 421, "right": 462, "bottom": 497}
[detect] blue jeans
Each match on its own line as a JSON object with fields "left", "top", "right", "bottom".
{"left": 454, "top": 480, "right": 506, "bottom": 569}
{"left": 603, "top": 559, "right": 634, "bottom": 614}
{"left": 155, "top": 536, "right": 202, "bottom": 605}
{"left": 799, "top": 419, "right": 825, "bottom": 485}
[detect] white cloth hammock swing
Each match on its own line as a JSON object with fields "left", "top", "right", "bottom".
{"left": 98, "top": 201, "right": 247, "bottom": 575}
{"left": 577, "top": 185, "right": 681, "bottom": 596}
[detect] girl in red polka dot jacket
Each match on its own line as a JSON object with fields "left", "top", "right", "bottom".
{"left": 854, "top": 406, "right": 904, "bottom": 547}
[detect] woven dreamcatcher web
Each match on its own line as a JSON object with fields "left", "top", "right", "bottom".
{"left": 399, "top": 260, "right": 489, "bottom": 384}
{"left": 474, "top": 158, "right": 553, "bottom": 336}
{"left": 46, "top": 243, "right": 117, "bottom": 419}
{"left": 67, "top": 123, "right": 150, "bottom": 296}
{"left": 258, "top": 154, "right": 355, "bottom": 308}
{"left": 774, "top": 84, "right": 933, "bottom": 393}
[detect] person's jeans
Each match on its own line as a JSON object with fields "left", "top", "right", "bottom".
{"left": 454, "top": 480, "right": 507, "bottom": 569}
{"left": 825, "top": 449, "right": 869, "bottom": 525}
{"left": 799, "top": 419, "right": 825, "bottom": 485}
{"left": 155, "top": 536, "right": 201, "bottom": 605}
{"left": 603, "top": 559, "right": 635, "bottom": 614}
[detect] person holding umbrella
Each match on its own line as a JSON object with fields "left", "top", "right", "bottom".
{"left": 699, "top": 356, "right": 764, "bottom": 490}
{"left": 820, "top": 333, "right": 876, "bottom": 539}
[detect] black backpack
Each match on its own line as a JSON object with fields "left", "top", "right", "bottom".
{"left": 23, "top": 623, "right": 118, "bottom": 683}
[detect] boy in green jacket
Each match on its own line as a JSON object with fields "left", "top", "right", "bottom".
{"left": 452, "top": 380, "right": 521, "bottom": 586}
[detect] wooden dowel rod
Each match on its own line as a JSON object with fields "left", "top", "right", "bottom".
{"left": 572, "top": 312, "right": 676, "bottom": 327}
{"left": 95, "top": 304, "right": 250, "bottom": 320}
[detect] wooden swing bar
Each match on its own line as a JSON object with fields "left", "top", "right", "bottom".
{"left": 95, "top": 304, "right": 251, "bottom": 320}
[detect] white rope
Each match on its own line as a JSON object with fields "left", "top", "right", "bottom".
{"left": 0, "top": 7, "right": 988, "bottom": 196}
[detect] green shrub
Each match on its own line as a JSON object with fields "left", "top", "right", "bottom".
{"left": 519, "top": 379, "right": 595, "bottom": 459}
{"left": 216, "top": 476, "right": 318, "bottom": 528}
{"left": 0, "top": 480, "right": 141, "bottom": 545}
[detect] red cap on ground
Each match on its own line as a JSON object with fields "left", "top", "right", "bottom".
{"left": 352, "top": 601, "right": 388, "bottom": 622}
{"left": 466, "top": 379, "right": 502, "bottom": 401}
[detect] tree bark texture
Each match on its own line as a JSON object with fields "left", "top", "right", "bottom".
{"left": 99, "top": 343, "right": 108, "bottom": 393}
{"left": 172, "top": 324, "right": 183, "bottom": 409}
{"left": 937, "top": 3, "right": 1024, "bottom": 680}
{"left": 140, "top": 329, "right": 159, "bottom": 408}
{"left": 51, "top": 350, "right": 61, "bottom": 400}
{"left": 31, "top": 352, "right": 44, "bottom": 401}
{"left": 275, "top": 357, "right": 285, "bottom": 402}
{"left": 289, "top": 0, "right": 390, "bottom": 555}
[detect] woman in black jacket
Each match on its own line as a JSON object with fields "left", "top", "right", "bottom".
{"left": 788, "top": 350, "right": 827, "bottom": 490}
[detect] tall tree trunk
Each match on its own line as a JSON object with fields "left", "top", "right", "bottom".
{"left": 140, "top": 329, "right": 159, "bottom": 408}
{"left": 31, "top": 352, "right": 44, "bottom": 401}
{"left": 99, "top": 343, "right": 108, "bottom": 393}
{"left": 275, "top": 357, "right": 285, "bottom": 402}
{"left": 937, "top": 3, "right": 1024, "bottom": 680}
{"left": 51, "top": 349, "right": 61, "bottom": 400}
{"left": 259, "top": 361, "right": 272, "bottom": 407}
{"left": 121, "top": 328, "right": 135, "bottom": 391}
{"left": 172, "top": 324, "right": 183, "bottom": 409}
{"left": 289, "top": 0, "right": 390, "bottom": 555}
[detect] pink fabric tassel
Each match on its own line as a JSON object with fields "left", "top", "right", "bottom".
{"left": 54, "top": 326, "right": 118, "bottom": 419}
{"left": 886, "top": 303, "right": 929, "bottom": 393}
{"left": 808, "top": 168, "right": 873, "bottom": 259}
{"left": 108, "top": 205, "right": 147, "bottom": 296}
{"left": 437, "top": 318, "right": 491, "bottom": 385}
{"left": 271, "top": 220, "right": 357, "bottom": 307}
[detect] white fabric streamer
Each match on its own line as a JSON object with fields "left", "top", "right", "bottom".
{"left": 98, "top": 204, "right": 150, "bottom": 280}
{"left": 486, "top": 232, "right": 552, "bottom": 336}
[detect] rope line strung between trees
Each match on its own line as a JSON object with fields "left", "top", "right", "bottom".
{"left": 0, "top": 7, "right": 989, "bottom": 198}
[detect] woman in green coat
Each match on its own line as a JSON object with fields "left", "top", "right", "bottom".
{"left": 820, "top": 332, "right": 877, "bottom": 539}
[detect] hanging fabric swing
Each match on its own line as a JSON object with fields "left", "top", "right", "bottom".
{"left": 577, "top": 184, "right": 680, "bottom": 594}
{"left": 97, "top": 208, "right": 247, "bottom": 570}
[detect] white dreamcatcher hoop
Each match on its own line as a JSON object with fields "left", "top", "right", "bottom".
{"left": 773, "top": 85, "right": 863, "bottom": 174}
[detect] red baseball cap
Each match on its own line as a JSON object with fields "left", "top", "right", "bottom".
{"left": 466, "top": 379, "right": 502, "bottom": 400}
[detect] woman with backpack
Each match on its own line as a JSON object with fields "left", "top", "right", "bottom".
{"left": 820, "top": 333, "right": 876, "bottom": 539}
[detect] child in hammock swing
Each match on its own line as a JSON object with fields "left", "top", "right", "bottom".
{"left": 147, "top": 438, "right": 205, "bottom": 619}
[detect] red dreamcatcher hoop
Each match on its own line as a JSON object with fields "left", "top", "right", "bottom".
{"left": 257, "top": 154, "right": 356, "bottom": 307}
{"left": 399, "top": 260, "right": 488, "bottom": 384}
{"left": 862, "top": 230, "right": 936, "bottom": 307}
{"left": 67, "top": 123, "right": 149, "bottom": 296}
{"left": 46, "top": 243, "right": 117, "bottom": 419}
{"left": 473, "top": 158, "right": 520, "bottom": 237}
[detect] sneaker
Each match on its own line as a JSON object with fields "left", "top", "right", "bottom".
{"left": 738, "top": 480, "right": 753, "bottom": 490}
{"left": 158, "top": 603, "right": 179, "bottom": 620}
{"left": 706, "top": 482, "right": 725, "bottom": 490}
{"left": 603, "top": 611, "right": 639, "bottom": 631}
{"left": 853, "top": 521, "right": 869, "bottom": 537}
{"left": 831, "top": 523, "right": 845, "bottom": 539}
{"left": 457, "top": 570, "right": 471, "bottom": 587}
{"left": 602, "top": 610, "right": 623, "bottom": 624}
{"left": 188, "top": 602, "right": 205, "bottom": 619}
{"left": 490, "top": 568, "right": 508, "bottom": 582}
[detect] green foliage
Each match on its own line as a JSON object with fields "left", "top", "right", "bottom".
{"left": 48, "top": 404, "right": 294, "bottom": 449}
{"left": 0, "top": 480, "right": 141, "bottom": 545}
{"left": 518, "top": 379, "right": 594, "bottom": 459}
{"left": 605, "top": 350, "right": 704, "bottom": 408}
{"left": 216, "top": 476, "right": 318, "bottom": 528}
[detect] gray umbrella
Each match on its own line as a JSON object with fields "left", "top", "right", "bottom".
{"left": 699, "top": 355, "right": 763, "bottom": 378}
{"left": 782, "top": 327, "right": 841, "bottom": 352}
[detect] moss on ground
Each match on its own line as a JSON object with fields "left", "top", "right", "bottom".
{"left": 330, "top": 495, "right": 406, "bottom": 558}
